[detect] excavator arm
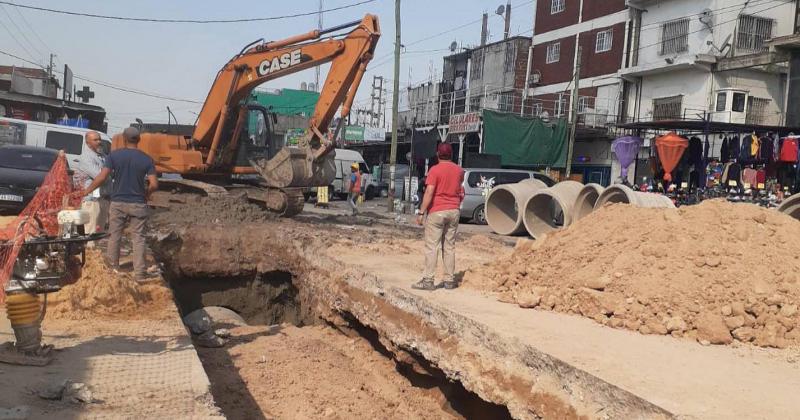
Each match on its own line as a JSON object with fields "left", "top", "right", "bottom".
{"left": 191, "top": 14, "right": 380, "bottom": 187}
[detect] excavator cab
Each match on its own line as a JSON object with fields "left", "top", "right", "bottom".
{"left": 233, "top": 104, "right": 276, "bottom": 170}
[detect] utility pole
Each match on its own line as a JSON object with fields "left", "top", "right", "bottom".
{"left": 46, "top": 53, "right": 54, "bottom": 98}
{"left": 315, "top": 1, "right": 323, "bottom": 92}
{"left": 388, "top": 0, "right": 401, "bottom": 212}
{"left": 504, "top": 2, "right": 512, "bottom": 40}
{"left": 565, "top": 45, "right": 581, "bottom": 178}
{"left": 370, "top": 76, "right": 384, "bottom": 127}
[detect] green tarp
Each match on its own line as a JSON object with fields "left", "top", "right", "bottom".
{"left": 482, "top": 110, "right": 569, "bottom": 168}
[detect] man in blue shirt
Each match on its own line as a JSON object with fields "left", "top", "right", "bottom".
{"left": 83, "top": 127, "right": 158, "bottom": 281}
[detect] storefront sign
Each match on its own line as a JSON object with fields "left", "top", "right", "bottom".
{"left": 448, "top": 112, "right": 481, "bottom": 134}
{"left": 344, "top": 125, "right": 385, "bottom": 143}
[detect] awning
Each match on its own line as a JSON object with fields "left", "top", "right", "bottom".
{"left": 0, "top": 91, "right": 105, "bottom": 114}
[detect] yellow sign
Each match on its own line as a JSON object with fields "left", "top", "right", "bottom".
{"left": 744, "top": 183, "right": 751, "bottom": 189}
{"left": 728, "top": 180, "right": 737, "bottom": 187}
{"left": 680, "top": 182, "right": 688, "bottom": 188}
{"left": 757, "top": 183, "right": 765, "bottom": 189}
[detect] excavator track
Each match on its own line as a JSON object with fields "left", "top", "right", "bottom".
{"left": 158, "top": 179, "right": 304, "bottom": 217}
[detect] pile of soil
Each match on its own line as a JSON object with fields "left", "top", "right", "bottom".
{"left": 463, "top": 200, "right": 800, "bottom": 348}
{"left": 150, "top": 192, "right": 275, "bottom": 226}
{"left": 198, "top": 324, "right": 461, "bottom": 419}
{"left": 49, "top": 250, "right": 174, "bottom": 320}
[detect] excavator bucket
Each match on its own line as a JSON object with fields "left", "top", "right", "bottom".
{"left": 250, "top": 146, "right": 336, "bottom": 188}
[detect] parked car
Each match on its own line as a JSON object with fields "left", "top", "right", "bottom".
{"left": 0, "top": 117, "right": 111, "bottom": 172}
{"left": 460, "top": 169, "right": 555, "bottom": 224}
{"left": 0, "top": 145, "right": 60, "bottom": 214}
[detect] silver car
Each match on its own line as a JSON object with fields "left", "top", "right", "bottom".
{"left": 459, "top": 169, "right": 555, "bottom": 224}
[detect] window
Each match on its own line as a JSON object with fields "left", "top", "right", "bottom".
{"left": 469, "top": 95, "right": 482, "bottom": 111}
{"left": 0, "top": 121, "right": 26, "bottom": 145}
{"left": 470, "top": 49, "right": 484, "bottom": 80}
{"left": 0, "top": 148, "right": 57, "bottom": 172}
{"left": 595, "top": 29, "right": 613, "bottom": 53}
{"left": 660, "top": 18, "right": 689, "bottom": 55}
{"left": 499, "top": 92, "right": 515, "bottom": 112}
{"left": 737, "top": 15, "right": 773, "bottom": 53}
{"left": 732, "top": 92, "right": 746, "bottom": 112}
{"left": 504, "top": 42, "right": 517, "bottom": 73}
{"left": 45, "top": 130, "right": 82, "bottom": 155}
{"left": 577, "top": 96, "right": 590, "bottom": 113}
{"left": 746, "top": 97, "right": 771, "bottom": 125}
{"left": 531, "top": 102, "right": 543, "bottom": 116}
{"left": 715, "top": 92, "right": 727, "bottom": 112}
{"left": 652, "top": 95, "right": 683, "bottom": 120}
{"left": 555, "top": 94, "right": 567, "bottom": 117}
{"left": 497, "top": 172, "right": 531, "bottom": 184}
{"left": 546, "top": 42, "right": 561, "bottom": 64}
{"left": 551, "top": 0, "right": 565, "bottom": 14}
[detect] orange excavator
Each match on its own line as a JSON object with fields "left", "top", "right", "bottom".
{"left": 115, "top": 15, "right": 380, "bottom": 216}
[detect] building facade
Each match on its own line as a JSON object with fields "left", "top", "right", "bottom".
{"left": 622, "top": 0, "right": 795, "bottom": 126}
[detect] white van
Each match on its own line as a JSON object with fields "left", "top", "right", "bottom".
{"left": 0, "top": 117, "right": 112, "bottom": 168}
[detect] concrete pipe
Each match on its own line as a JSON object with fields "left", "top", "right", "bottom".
{"left": 777, "top": 194, "right": 800, "bottom": 221}
{"left": 573, "top": 183, "right": 604, "bottom": 221}
{"left": 522, "top": 180, "right": 584, "bottom": 238}
{"left": 594, "top": 184, "right": 675, "bottom": 209}
{"left": 485, "top": 179, "right": 547, "bottom": 235}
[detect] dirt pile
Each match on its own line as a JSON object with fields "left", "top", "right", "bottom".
{"left": 48, "top": 250, "right": 174, "bottom": 320}
{"left": 150, "top": 191, "right": 276, "bottom": 226}
{"left": 198, "top": 324, "right": 462, "bottom": 419}
{"left": 464, "top": 200, "right": 800, "bottom": 348}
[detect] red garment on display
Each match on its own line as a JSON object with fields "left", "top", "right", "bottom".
{"left": 780, "top": 137, "right": 799, "bottom": 162}
{"left": 655, "top": 132, "right": 688, "bottom": 183}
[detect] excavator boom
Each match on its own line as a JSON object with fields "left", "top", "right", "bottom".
{"left": 124, "top": 14, "right": 380, "bottom": 202}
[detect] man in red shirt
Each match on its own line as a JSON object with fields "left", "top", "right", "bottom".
{"left": 413, "top": 143, "right": 464, "bottom": 291}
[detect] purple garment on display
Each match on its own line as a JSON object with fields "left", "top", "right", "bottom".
{"left": 612, "top": 136, "right": 642, "bottom": 178}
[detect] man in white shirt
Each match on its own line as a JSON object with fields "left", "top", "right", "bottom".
{"left": 73, "top": 131, "right": 109, "bottom": 234}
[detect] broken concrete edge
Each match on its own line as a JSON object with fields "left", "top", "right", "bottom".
{"left": 304, "top": 263, "right": 674, "bottom": 420}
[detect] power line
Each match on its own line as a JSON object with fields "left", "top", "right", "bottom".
{"left": 0, "top": 48, "right": 204, "bottom": 103}
{"left": 0, "top": 12, "right": 41, "bottom": 65}
{"left": 0, "top": 0, "right": 376, "bottom": 24}
{"left": 7, "top": 1, "right": 51, "bottom": 54}
{"left": 0, "top": 4, "right": 43, "bottom": 59}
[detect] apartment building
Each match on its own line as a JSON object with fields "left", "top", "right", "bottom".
{"left": 622, "top": 0, "right": 796, "bottom": 126}
{"left": 529, "top": 0, "right": 629, "bottom": 124}
{"left": 465, "top": 36, "right": 532, "bottom": 115}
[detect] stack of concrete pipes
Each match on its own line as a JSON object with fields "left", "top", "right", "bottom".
{"left": 485, "top": 181, "right": 675, "bottom": 238}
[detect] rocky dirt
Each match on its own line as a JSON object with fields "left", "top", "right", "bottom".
{"left": 197, "top": 324, "right": 462, "bottom": 420}
{"left": 463, "top": 200, "right": 800, "bottom": 348}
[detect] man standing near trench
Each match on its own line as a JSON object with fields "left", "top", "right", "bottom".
{"left": 82, "top": 127, "right": 158, "bottom": 282}
{"left": 413, "top": 143, "right": 464, "bottom": 291}
{"left": 73, "top": 130, "right": 109, "bottom": 234}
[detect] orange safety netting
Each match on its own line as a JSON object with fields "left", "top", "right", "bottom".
{"left": 0, "top": 153, "right": 81, "bottom": 301}
{"left": 655, "top": 132, "right": 689, "bottom": 183}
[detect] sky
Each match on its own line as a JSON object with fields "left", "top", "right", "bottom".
{"left": 0, "top": 0, "right": 536, "bottom": 133}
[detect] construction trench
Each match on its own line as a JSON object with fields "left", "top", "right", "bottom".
{"left": 4, "top": 191, "right": 800, "bottom": 419}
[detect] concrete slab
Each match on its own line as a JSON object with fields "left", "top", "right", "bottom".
{"left": 329, "top": 245, "right": 800, "bottom": 420}
{"left": 0, "top": 307, "right": 222, "bottom": 419}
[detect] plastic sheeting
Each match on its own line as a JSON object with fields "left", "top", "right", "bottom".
{"left": 611, "top": 136, "right": 642, "bottom": 179}
{"left": 482, "top": 110, "right": 568, "bottom": 167}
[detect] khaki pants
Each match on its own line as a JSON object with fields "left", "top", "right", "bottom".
{"left": 422, "top": 209, "right": 460, "bottom": 282}
{"left": 107, "top": 202, "right": 149, "bottom": 278}
{"left": 81, "top": 198, "right": 109, "bottom": 234}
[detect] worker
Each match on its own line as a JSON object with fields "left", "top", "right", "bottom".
{"left": 82, "top": 127, "right": 158, "bottom": 282}
{"left": 347, "top": 162, "right": 362, "bottom": 216}
{"left": 72, "top": 131, "right": 109, "bottom": 234}
{"left": 413, "top": 143, "right": 464, "bottom": 291}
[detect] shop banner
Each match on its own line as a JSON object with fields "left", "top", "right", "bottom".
{"left": 482, "top": 110, "right": 568, "bottom": 167}
{"left": 448, "top": 112, "right": 481, "bottom": 134}
{"left": 344, "top": 125, "right": 365, "bottom": 142}
{"left": 363, "top": 126, "right": 386, "bottom": 142}
{"left": 285, "top": 128, "right": 306, "bottom": 146}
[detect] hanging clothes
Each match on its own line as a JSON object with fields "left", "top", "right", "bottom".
{"left": 721, "top": 162, "right": 743, "bottom": 188}
{"left": 742, "top": 167, "right": 758, "bottom": 187}
{"left": 760, "top": 136, "right": 774, "bottom": 163}
{"left": 655, "top": 132, "right": 689, "bottom": 183}
{"left": 750, "top": 134, "right": 761, "bottom": 159}
{"left": 780, "top": 137, "right": 799, "bottom": 163}
{"left": 720, "top": 137, "right": 730, "bottom": 163}
{"left": 729, "top": 136, "right": 740, "bottom": 160}
{"left": 688, "top": 137, "right": 703, "bottom": 169}
{"left": 756, "top": 168, "right": 767, "bottom": 185}
{"left": 740, "top": 136, "right": 753, "bottom": 162}
{"left": 704, "top": 138, "right": 710, "bottom": 160}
